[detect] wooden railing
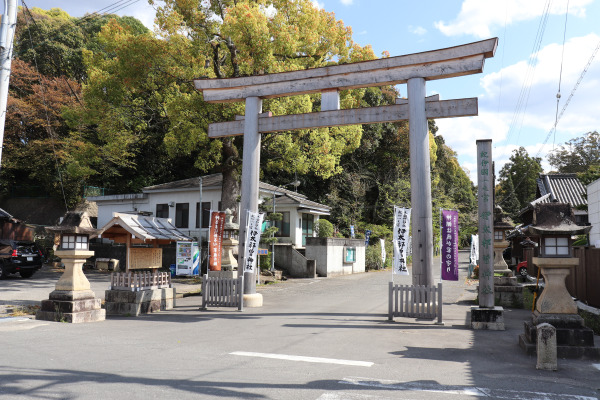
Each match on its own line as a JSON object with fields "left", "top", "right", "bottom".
{"left": 388, "top": 282, "right": 443, "bottom": 324}
{"left": 201, "top": 274, "right": 244, "bottom": 311}
{"left": 110, "top": 271, "right": 172, "bottom": 291}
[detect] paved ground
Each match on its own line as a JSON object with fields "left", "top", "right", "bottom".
{"left": 1, "top": 252, "right": 599, "bottom": 399}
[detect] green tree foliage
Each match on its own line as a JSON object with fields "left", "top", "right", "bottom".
{"left": 548, "top": 131, "right": 599, "bottom": 173}
{"left": 496, "top": 174, "right": 521, "bottom": 217}
{"left": 315, "top": 219, "right": 333, "bottom": 238}
{"left": 498, "top": 147, "right": 543, "bottom": 210}
{"left": 548, "top": 131, "right": 600, "bottom": 185}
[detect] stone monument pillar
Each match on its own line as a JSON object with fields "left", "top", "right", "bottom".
{"left": 36, "top": 212, "right": 105, "bottom": 323}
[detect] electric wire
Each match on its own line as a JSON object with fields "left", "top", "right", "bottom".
{"left": 553, "top": 0, "right": 569, "bottom": 150}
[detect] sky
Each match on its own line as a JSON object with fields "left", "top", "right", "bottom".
{"left": 12, "top": 0, "right": 600, "bottom": 182}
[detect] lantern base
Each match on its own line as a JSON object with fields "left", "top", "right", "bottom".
{"left": 519, "top": 313, "right": 600, "bottom": 359}
{"left": 36, "top": 289, "right": 105, "bottom": 323}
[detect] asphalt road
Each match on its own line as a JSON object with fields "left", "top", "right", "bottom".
{"left": 1, "top": 252, "right": 599, "bottom": 399}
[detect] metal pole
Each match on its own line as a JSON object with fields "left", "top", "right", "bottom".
{"left": 271, "top": 192, "right": 275, "bottom": 272}
{"left": 0, "top": 0, "right": 17, "bottom": 169}
{"left": 198, "top": 176, "right": 203, "bottom": 274}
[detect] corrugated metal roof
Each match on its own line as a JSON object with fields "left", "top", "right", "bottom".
{"left": 100, "top": 213, "right": 193, "bottom": 242}
{"left": 536, "top": 174, "right": 587, "bottom": 207}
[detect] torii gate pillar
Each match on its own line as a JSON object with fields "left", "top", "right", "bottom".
{"left": 238, "top": 96, "right": 263, "bottom": 307}
{"left": 408, "top": 78, "right": 434, "bottom": 286}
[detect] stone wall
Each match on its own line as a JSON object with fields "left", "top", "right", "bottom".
{"left": 305, "top": 237, "right": 365, "bottom": 277}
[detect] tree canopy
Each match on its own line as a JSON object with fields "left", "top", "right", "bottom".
{"left": 497, "top": 147, "right": 543, "bottom": 214}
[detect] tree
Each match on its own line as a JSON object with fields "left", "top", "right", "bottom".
{"left": 79, "top": 0, "right": 376, "bottom": 215}
{"left": 496, "top": 174, "right": 521, "bottom": 217}
{"left": 498, "top": 147, "right": 543, "bottom": 210}
{"left": 548, "top": 131, "right": 600, "bottom": 185}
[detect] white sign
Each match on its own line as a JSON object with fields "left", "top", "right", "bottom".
{"left": 243, "top": 211, "right": 265, "bottom": 274}
{"left": 470, "top": 234, "right": 479, "bottom": 264}
{"left": 380, "top": 238, "right": 386, "bottom": 266}
{"left": 393, "top": 207, "right": 411, "bottom": 275}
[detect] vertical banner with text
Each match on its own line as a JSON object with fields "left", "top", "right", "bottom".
{"left": 380, "top": 238, "right": 386, "bottom": 268}
{"left": 209, "top": 211, "right": 226, "bottom": 271}
{"left": 243, "top": 211, "right": 265, "bottom": 274}
{"left": 470, "top": 234, "right": 479, "bottom": 265}
{"left": 441, "top": 209, "right": 459, "bottom": 281}
{"left": 393, "top": 207, "right": 411, "bottom": 275}
{"left": 477, "top": 140, "right": 494, "bottom": 307}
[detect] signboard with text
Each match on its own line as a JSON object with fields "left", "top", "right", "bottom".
{"left": 476, "top": 140, "right": 494, "bottom": 307}
{"left": 243, "top": 211, "right": 265, "bottom": 274}
{"left": 393, "top": 207, "right": 411, "bottom": 275}
{"left": 209, "top": 211, "right": 226, "bottom": 271}
{"left": 441, "top": 209, "right": 459, "bottom": 281}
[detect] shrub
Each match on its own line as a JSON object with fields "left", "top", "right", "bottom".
{"left": 315, "top": 219, "right": 334, "bottom": 238}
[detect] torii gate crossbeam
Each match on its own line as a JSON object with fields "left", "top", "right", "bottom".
{"left": 195, "top": 38, "right": 497, "bottom": 305}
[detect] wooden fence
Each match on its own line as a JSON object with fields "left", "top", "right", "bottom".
{"left": 110, "top": 271, "right": 172, "bottom": 291}
{"left": 201, "top": 274, "right": 244, "bottom": 311}
{"left": 567, "top": 247, "right": 600, "bottom": 308}
{"left": 388, "top": 282, "right": 443, "bottom": 324}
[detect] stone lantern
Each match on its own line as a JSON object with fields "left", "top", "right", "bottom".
{"left": 36, "top": 212, "right": 105, "bottom": 323}
{"left": 219, "top": 208, "right": 239, "bottom": 278}
{"left": 493, "top": 205, "right": 514, "bottom": 276}
{"left": 518, "top": 203, "right": 598, "bottom": 359}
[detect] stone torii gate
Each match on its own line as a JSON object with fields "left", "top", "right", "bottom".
{"left": 194, "top": 38, "right": 498, "bottom": 306}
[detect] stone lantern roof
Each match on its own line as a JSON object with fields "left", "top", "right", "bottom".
{"left": 493, "top": 205, "right": 514, "bottom": 230}
{"left": 527, "top": 203, "right": 591, "bottom": 236}
{"left": 45, "top": 211, "right": 101, "bottom": 238}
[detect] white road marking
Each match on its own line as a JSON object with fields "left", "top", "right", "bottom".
{"left": 317, "top": 392, "right": 391, "bottom": 399}
{"left": 593, "top": 363, "right": 600, "bottom": 371}
{"left": 340, "top": 377, "right": 597, "bottom": 400}
{"left": 230, "top": 351, "right": 373, "bottom": 367}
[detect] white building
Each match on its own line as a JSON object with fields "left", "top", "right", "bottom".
{"left": 88, "top": 173, "right": 330, "bottom": 248}
{"left": 588, "top": 178, "right": 600, "bottom": 247}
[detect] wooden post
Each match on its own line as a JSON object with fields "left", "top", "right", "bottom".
{"left": 238, "top": 96, "right": 262, "bottom": 295}
{"left": 408, "top": 77, "right": 434, "bottom": 287}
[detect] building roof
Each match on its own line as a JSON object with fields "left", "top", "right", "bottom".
{"left": 536, "top": 173, "right": 587, "bottom": 207}
{"left": 100, "top": 213, "right": 193, "bottom": 242}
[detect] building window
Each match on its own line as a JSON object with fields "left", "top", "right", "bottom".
{"left": 196, "top": 202, "right": 211, "bottom": 228}
{"left": 544, "top": 237, "right": 569, "bottom": 256}
{"left": 269, "top": 211, "right": 290, "bottom": 237}
{"left": 175, "top": 203, "right": 189, "bottom": 228}
{"left": 156, "top": 204, "right": 169, "bottom": 218}
{"left": 494, "top": 231, "right": 503, "bottom": 241}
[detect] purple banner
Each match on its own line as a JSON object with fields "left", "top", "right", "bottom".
{"left": 441, "top": 209, "right": 459, "bottom": 281}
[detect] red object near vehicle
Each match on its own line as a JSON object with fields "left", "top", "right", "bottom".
{"left": 516, "top": 260, "right": 528, "bottom": 277}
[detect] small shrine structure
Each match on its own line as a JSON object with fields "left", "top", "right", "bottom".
{"left": 100, "top": 212, "right": 192, "bottom": 316}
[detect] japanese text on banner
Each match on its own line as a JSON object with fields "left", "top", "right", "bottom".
{"left": 209, "top": 211, "right": 226, "bottom": 271}
{"left": 243, "top": 211, "right": 265, "bottom": 274}
{"left": 441, "top": 209, "right": 459, "bottom": 281}
{"left": 393, "top": 207, "right": 411, "bottom": 275}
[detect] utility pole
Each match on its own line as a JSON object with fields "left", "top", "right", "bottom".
{"left": 0, "top": 0, "right": 17, "bottom": 169}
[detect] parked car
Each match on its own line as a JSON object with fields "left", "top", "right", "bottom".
{"left": 515, "top": 260, "right": 528, "bottom": 277}
{"left": 0, "top": 239, "right": 43, "bottom": 279}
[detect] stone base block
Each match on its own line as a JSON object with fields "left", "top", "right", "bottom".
{"left": 36, "top": 308, "right": 106, "bottom": 323}
{"left": 519, "top": 314, "right": 600, "bottom": 359}
{"left": 36, "top": 289, "right": 105, "bottom": 323}
{"left": 494, "top": 285, "right": 524, "bottom": 308}
{"left": 208, "top": 270, "right": 238, "bottom": 279}
{"left": 243, "top": 293, "right": 263, "bottom": 308}
{"left": 494, "top": 276, "right": 517, "bottom": 286}
{"left": 471, "top": 306, "right": 505, "bottom": 330}
{"left": 104, "top": 288, "right": 176, "bottom": 317}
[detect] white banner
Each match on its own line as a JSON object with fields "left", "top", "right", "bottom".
{"left": 243, "top": 211, "right": 265, "bottom": 274}
{"left": 393, "top": 207, "right": 411, "bottom": 275}
{"left": 380, "top": 238, "right": 386, "bottom": 266}
{"left": 470, "top": 234, "right": 479, "bottom": 264}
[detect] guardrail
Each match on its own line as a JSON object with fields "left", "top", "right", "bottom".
{"left": 388, "top": 282, "right": 443, "bottom": 324}
{"left": 110, "top": 271, "right": 172, "bottom": 291}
